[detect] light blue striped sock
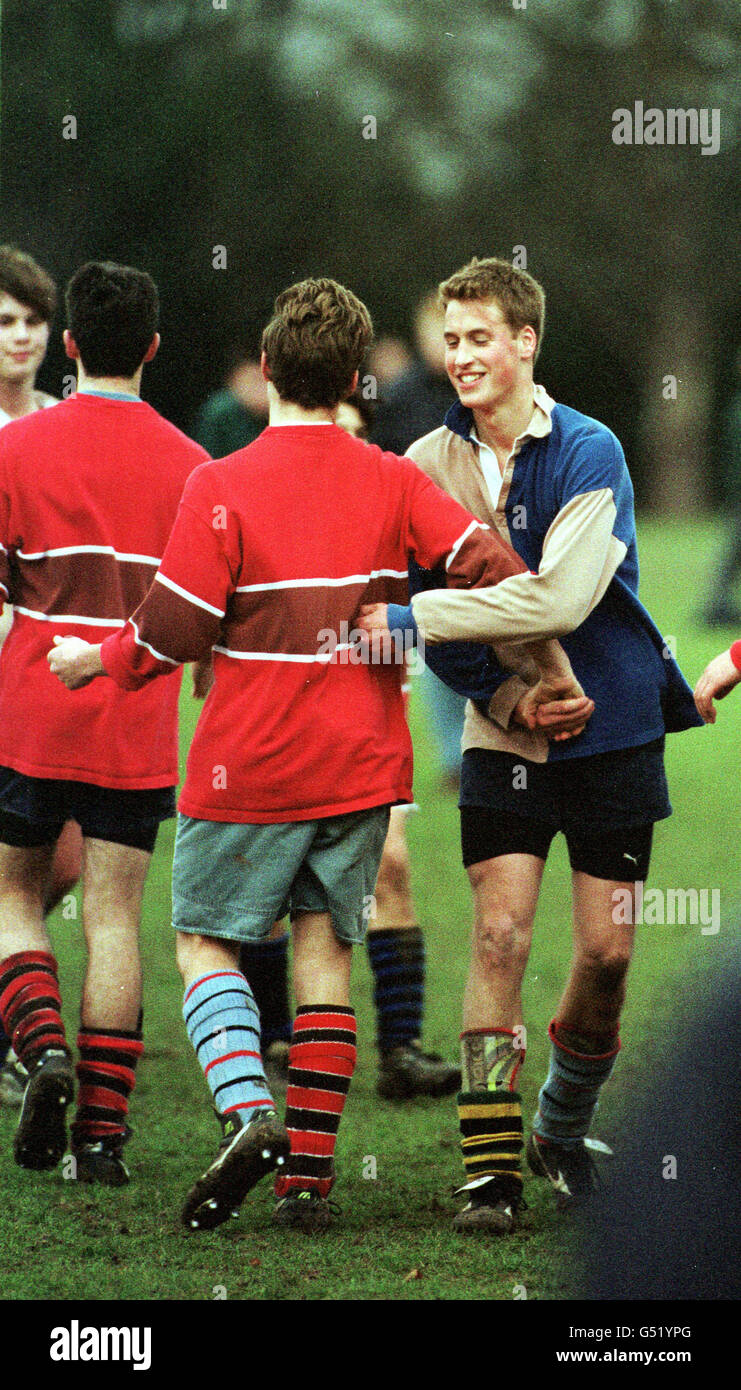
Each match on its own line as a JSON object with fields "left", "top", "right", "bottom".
{"left": 534, "top": 1020, "right": 619, "bottom": 1147}
{"left": 183, "top": 970, "right": 275, "bottom": 1120}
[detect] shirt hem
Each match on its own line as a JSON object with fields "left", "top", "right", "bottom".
{"left": 176, "top": 789, "right": 409, "bottom": 824}
{"left": 0, "top": 754, "right": 179, "bottom": 791}
{"left": 463, "top": 724, "right": 670, "bottom": 762}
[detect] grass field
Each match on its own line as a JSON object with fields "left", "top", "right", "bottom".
{"left": 1, "top": 516, "right": 737, "bottom": 1302}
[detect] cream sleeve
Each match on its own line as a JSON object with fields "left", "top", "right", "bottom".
{"left": 411, "top": 489, "right": 626, "bottom": 645}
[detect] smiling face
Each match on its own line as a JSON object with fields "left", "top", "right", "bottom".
{"left": 0, "top": 292, "right": 50, "bottom": 385}
{"left": 443, "top": 298, "right": 535, "bottom": 414}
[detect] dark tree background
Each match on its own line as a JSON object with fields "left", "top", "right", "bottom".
{"left": 2, "top": 0, "right": 739, "bottom": 507}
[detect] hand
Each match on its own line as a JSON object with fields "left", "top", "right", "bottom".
{"left": 514, "top": 676, "right": 595, "bottom": 741}
{"left": 47, "top": 635, "right": 103, "bottom": 689}
{"left": 355, "top": 603, "right": 389, "bottom": 636}
{"left": 694, "top": 649, "right": 741, "bottom": 724}
{"left": 191, "top": 657, "right": 214, "bottom": 700}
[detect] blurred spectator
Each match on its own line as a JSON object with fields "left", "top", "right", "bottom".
{"left": 373, "top": 291, "right": 464, "bottom": 789}
{"left": 366, "top": 334, "right": 412, "bottom": 393}
{"left": 372, "top": 292, "right": 455, "bottom": 455}
{"left": 193, "top": 355, "right": 268, "bottom": 457}
{"left": 703, "top": 350, "right": 741, "bottom": 627}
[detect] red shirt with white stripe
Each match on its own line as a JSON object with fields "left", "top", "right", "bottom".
{"left": 0, "top": 392, "right": 208, "bottom": 787}
{"left": 100, "top": 423, "right": 528, "bottom": 821}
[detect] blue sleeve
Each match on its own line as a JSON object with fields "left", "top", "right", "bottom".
{"left": 408, "top": 556, "right": 515, "bottom": 709}
{"left": 556, "top": 425, "right": 635, "bottom": 550}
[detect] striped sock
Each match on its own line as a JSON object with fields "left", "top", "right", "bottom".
{"left": 239, "top": 936, "right": 293, "bottom": 1049}
{"left": 533, "top": 1018, "right": 620, "bottom": 1148}
{"left": 366, "top": 927, "right": 424, "bottom": 1052}
{"left": 71, "top": 1026, "right": 144, "bottom": 1147}
{"left": 275, "top": 1005, "right": 357, "bottom": 1198}
{"left": 183, "top": 970, "right": 274, "bottom": 1119}
{"left": 458, "top": 1089, "right": 524, "bottom": 1191}
{"left": 0, "top": 950, "right": 68, "bottom": 1067}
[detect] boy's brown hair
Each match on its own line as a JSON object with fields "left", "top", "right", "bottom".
{"left": 261, "top": 278, "right": 373, "bottom": 410}
{"left": 439, "top": 257, "right": 546, "bottom": 361}
{"left": 0, "top": 246, "right": 57, "bottom": 322}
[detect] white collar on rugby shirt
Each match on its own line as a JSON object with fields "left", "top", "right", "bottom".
{"left": 470, "top": 383, "right": 555, "bottom": 511}
{"left": 469, "top": 383, "right": 555, "bottom": 450}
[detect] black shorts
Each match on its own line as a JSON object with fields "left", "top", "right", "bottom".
{"left": 0, "top": 766, "right": 176, "bottom": 855}
{"left": 459, "top": 738, "right": 669, "bottom": 882}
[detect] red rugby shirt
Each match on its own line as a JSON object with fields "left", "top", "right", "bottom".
{"left": 101, "top": 424, "right": 526, "bottom": 820}
{"left": 0, "top": 393, "right": 208, "bottom": 788}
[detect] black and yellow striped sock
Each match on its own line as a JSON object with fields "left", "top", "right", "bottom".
{"left": 457, "top": 1089, "right": 524, "bottom": 1190}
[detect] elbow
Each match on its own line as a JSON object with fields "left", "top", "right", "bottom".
{"left": 547, "top": 597, "right": 589, "bottom": 638}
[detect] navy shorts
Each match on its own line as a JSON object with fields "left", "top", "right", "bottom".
{"left": 459, "top": 738, "right": 669, "bottom": 882}
{"left": 0, "top": 766, "right": 176, "bottom": 854}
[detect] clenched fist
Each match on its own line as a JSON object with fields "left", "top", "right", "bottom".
{"left": 48, "top": 635, "right": 105, "bottom": 690}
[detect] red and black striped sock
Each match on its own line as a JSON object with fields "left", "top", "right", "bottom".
{"left": 71, "top": 1026, "right": 144, "bottom": 1148}
{"left": 275, "top": 1005, "right": 357, "bottom": 1199}
{"left": 0, "top": 950, "right": 68, "bottom": 1068}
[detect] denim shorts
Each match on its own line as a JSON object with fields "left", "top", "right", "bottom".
{"left": 172, "top": 805, "right": 391, "bottom": 945}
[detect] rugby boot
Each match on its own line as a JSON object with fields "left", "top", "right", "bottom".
{"left": 526, "top": 1132, "right": 600, "bottom": 1210}
{"left": 182, "top": 1107, "right": 290, "bottom": 1232}
{"left": 453, "top": 1174, "right": 525, "bottom": 1234}
{"left": 14, "top": 1047, "right": 74, "bottom": 1170}
{"left": 377, "top": 1042, "right": 461, "bottom": 1099}
{"left": 72, "top": 1126, "right": 132, "bottom": 1187}
{"left": 272, "top": 1188, "right": 339, "bottom": 1233}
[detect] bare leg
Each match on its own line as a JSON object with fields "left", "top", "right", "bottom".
{"left": 176, "top": 930, "right": 240, "bottom": 987}
{"left": 557, "top": 873, "right": 635, "bottom": 1038}
{"left": 44, "top": 820, "right": 82, "bottom": 916}
{"left": 0, "top": 842, "right": 55, "bottom": 961}
{"left": 463, "top": 854, "right": 544, "bottom": 1031}
{"left": 369, "top": 810, "right": 415, "bottom": 930}
{"left": 291, "top": 911, "right": 352, "bottom": 1007}
{"left": 80, "top": 837, "right": 151, "bottom": 1031}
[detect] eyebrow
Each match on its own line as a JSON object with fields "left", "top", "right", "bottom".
{"left": 444, "top": 327, "right": 492, "bottom": 338}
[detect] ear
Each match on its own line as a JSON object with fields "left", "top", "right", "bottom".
{"left": 519, "top": 325, "right": 537, "bottom": 361}
{"left": 63, "top": 330, "right": 79, "bottom": 361}
{"left": 143, "top": 333, "right": 160, "bottom": 364}
{"left": 260, "top": 350, "right": 272, "bottom": 382}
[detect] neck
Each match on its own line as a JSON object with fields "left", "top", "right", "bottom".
{"left": 472, "top": 379, "right": 535, "bottom": 453}
{"left": 268, "top": 395, "right": 334, "bottom": 426}
{"left": 0, "top": 377, "right": 39, "bottom": 419}
{"left": 76, "top": 365, "right": 142, "bottom": 397}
